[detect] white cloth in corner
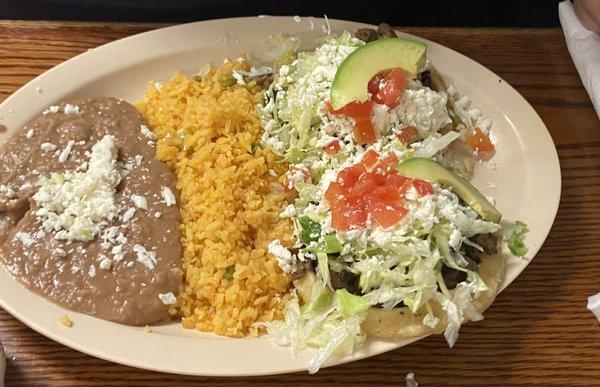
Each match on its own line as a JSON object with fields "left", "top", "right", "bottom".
{"left": 559, "top": 0, "right": 600, "bottom": 119}
{"left": 587, "top": 292, "right": 600, "bottom": 321}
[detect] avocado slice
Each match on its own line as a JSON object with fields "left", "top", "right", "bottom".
{"left": 397, "top": 157, "right": 502, "bottom": 222}
{"left": 330, "top": 37, "right": 427, "bottom": 110}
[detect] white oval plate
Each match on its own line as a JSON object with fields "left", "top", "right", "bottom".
{"left": 0, "top": 17, "right": 560, "bottom": 376}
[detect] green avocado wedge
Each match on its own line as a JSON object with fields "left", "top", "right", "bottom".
{"left": 397, "top": 157, "right": 502, "bottom": 223}
{"left": 330, "top": 37, "right": 427, "bottom": 110}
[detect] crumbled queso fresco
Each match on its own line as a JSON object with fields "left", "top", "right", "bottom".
{"left": 267, "top": 239, "right": 293, "bottom": 273}
{"left": 57, "top": 140, "right": 75, "bottom": 163}
{"left": 121, "top": 207, "right": 136, "bottom": 222}
{"left": 133, "top": 243, "right": 157, "bottom": 269}
{"left": 0, "top": 185, "right": 16, "bottom": 199}
{"left": 40, "top": 142, "right": 57, "bottom": 152}
{"left": 33, "top": 135, "right": 122, "bottom": 242}
{"left": 42, "top": 105, "right": 60, "bottom": 115}
{"left": 140, "top": 124, "right": 155, "bottom": 140}
{"left": 132, "top": 195, "right": 148, "bottom": 210}
{"left": 63, "top": 103, "right": 81, "bottom": 115}
{"left": 158, "top": 292, "right": 177, "bottom": 305}
{"left": 160, "top": 186, "right": 176, "bottom": 207}
{"left": 22, "top": 134, "right": 168, "bottom": 275}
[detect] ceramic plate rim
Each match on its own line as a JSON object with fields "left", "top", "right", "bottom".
{"left": 0, "top": 16, "right": 561, "bottom": 376}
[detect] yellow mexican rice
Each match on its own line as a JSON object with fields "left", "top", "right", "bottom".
{"left": 136, "top": 60, "right": 293, "bottom": 337}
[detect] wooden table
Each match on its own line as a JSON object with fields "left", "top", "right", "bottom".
{"left": 1, "top": 20, "right": 599, "bottom": 386}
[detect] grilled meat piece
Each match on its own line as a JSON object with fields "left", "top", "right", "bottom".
{"left": 441, "top": 265, "right": 466, "bottom": 290}
{"left": 330, "top": 269, "right": 361, "bottom": 295}
{"left": 355, "top": 23, "right": 398, "bottom": 43}
{"left": 291, "top": 258, "right": 315, "bottom": 281}
{"left": 355, "top": 28, "right": 379, "bottom": 43}
{"left": 471, "top": 233, "right": 499, "bottom": 255}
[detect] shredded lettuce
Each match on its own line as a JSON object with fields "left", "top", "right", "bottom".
{"left": 40, "top": 172, "right": 66, "bottom": 186}
{"left": 287, "top": 147, "right": 307, "bottom": 163}
{"left": 434, "top": 188, "right": 502, "bottom": 237}
{"left": 305, "top": 290, "right": 334, "bottom": 314}
{"left": 364, "top": 283, "right": 420, "bottom": 309}
{"left": 412, "top": 131, "right": 460, "bottom": 158}
{"left": 317, "top": 234, "right": 343, "bottom": 254}
{"left": 361, "top": 255, "right": 439, "bottom": 313}
{"left": 433, "top": 224, "right": 470, "bottom": 273}
{"left": 440, "top": 296, "right": 460, "bottom": 346}
{"left": 233, "top": 65, "right": 272, "bottom": 78}
{"left": 307, "top": 314, "right": 363, "bottom": 373}
{"left": 506, "top": 220, "right": 528, "bottom": 256}
{"left": 265, "top": 286, "right": 367, "bottom": 374}
{"left": 433, "top": 223, "right": 453, "bottom": 258}
{"left": 336, "top": 289, "right": 370, "bottom": 317}
{"left": 437, "top": 281, "right": 484, "bottom": 347}
{"left": 422, "top": 305, "right": 440, "bottom": 328}
{"left": 316, "top": 252, "right": 330, "bottom": 287}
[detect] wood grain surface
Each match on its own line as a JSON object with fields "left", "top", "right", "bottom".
{"left": 1, "top": 20, "right": 599, "bottom": 386}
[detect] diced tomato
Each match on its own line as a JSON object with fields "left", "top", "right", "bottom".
{"left": 375, "top": 68, "right": 408, "bottom": 109}
{"left": 466, "top": 128, "right": 495, "bottom": 153}
{"left": 331, "top": 201, "right": 367, "bottom": 230}
{"left": 367, "top": 68, "right": 408, "bottom": 108}
{"left": 323, "top": 139, "right": 342, "bottom": 156}
{"left": 337, "top": 163, "right": 366, "bottom": 187}
{"left": 372, "top": 185, "right": 402, "bottom": 202}
{"left": 343, "top": 203, "right": 368, "bottom": 229}
{"left": 365, "top": 196, "right": 408, "bottom": 228}
{"left": 327, "top": 151, "right": 417, "bottom": 231}
{"left": 361, "top": 149, "right": 380, "bottom": 170}
{"left": 353, "top": 119, "right": 377, "bottom": 144}
{"left": 396, "top": 125, "right": 418, "bottom": 145}
{"left": 330, "top": 99, "right": 373, "bottom": 118}
{"left": 370, "top": 169, "right": 388, "bottom": 186}
{"left": 413, "top": 179, "right": 434, "bottom": 196}
{"left": 329, "top": 100, "right": 377, "bottom": 145}
{"left": 385, "top": 173, "right": 409, "bottom": 190}
{"left": 347, "top": 173, "right": 380, "bottom": 203}
{"left": 368, "top": 73, "right": 385, "bottom": 104}
{"left": 283, "top": 166, "right": 311, "bottom": 193}
{"left": 375, "top": 152, "right": 400, "bottom": 174}
{"left": 325, "top": 181, "right": 345, "bottom": 205}
{"left": 329, "top": 67, "right": 409, "bottom": 147}
{"left": 330, "top": 207, "right": 346, "bottom": 230}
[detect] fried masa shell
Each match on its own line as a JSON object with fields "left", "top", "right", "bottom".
{"left": 293, "top": 254, "right": 505, "bottom": 340}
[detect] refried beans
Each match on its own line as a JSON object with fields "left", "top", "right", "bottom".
{"left": 0, "top": 97, "right": 182, "bottom": 326}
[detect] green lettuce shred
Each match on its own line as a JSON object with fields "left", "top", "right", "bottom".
{"left": 506, "top": 220, "right": 528, "bottom": 256}
{"left": 335, "top": 289, "right": 370, "bottom": 317}
{"left": 321, "top": 234, "right": 343, "bottom": 254}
